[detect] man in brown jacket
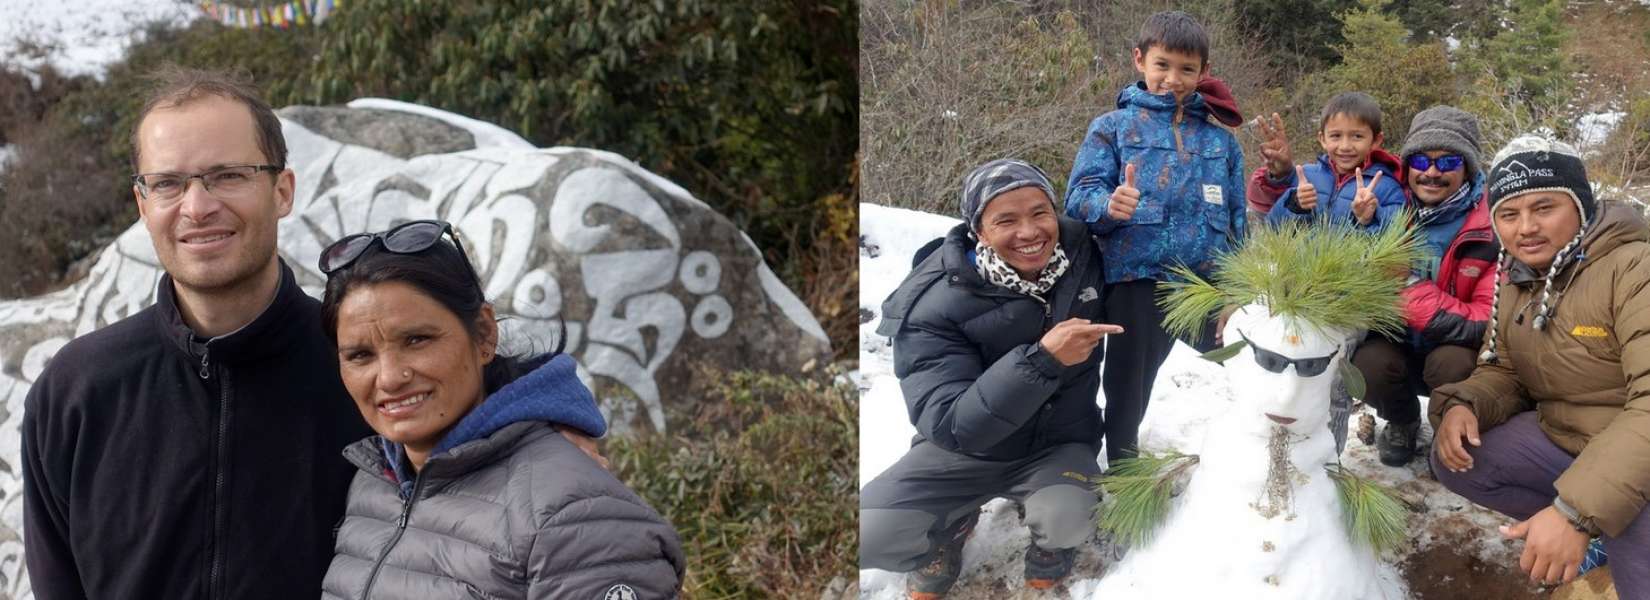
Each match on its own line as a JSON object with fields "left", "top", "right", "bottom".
{"left": 1428, "top": 134, "right": 1650, "bottom": 595}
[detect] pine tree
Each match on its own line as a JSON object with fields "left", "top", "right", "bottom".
{"left": 1324, "top": 0, "right": 1457, "bottom": 150}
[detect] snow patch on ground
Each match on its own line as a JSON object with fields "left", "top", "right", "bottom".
{"left": 1577, "top": 111, "right": 1626, "bottom": 149}
{"left": 0, "top": 0, "right": 198, "bottom": 81}
{"left": 0, "top": 144, "right": 13, "bottom": 174}
{"left": 858, "top": 202, "right": 1529, "bottom": 599}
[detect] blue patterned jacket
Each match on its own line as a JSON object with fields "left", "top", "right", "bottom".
{"left": 1064, "top": 82, "right": 1247, "bottom": 284}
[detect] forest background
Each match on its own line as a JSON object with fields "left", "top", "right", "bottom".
{"left": 862, "top": 0, "right": 1650, "bottom": 219}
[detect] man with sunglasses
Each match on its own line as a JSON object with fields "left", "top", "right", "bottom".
{"left": 1348, "top": 105, "right": 1499, "bottom": 466}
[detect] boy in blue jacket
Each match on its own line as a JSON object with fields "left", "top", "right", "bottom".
{"left": 1251, "top": 91, "right": 1409, "bottom": 229}
{"left": 1064, "top": 10, "right": 1247, "bottom": 465}
{"left": 1248, "top": 91, "right": 1412, "bottom": 450}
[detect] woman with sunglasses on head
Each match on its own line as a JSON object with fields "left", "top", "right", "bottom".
{"left": 315, "top": 220, "right": 684, "bottom": 599}
{"left": 1348, "top": 105, "right": 1499, "bottom": 468}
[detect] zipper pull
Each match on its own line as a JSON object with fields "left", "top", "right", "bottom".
{"left": 397, "top": 498, "right": 412, "bottom": 529}
{"left": 198, "top": 346, "right": 211, "bottom": 379}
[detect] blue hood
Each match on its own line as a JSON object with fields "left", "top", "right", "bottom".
{"left": 1115, "top": 81, "right": 1209, "bottom": 118}
{"left": 380, "top": 353, "right": 606, "bottom": 493}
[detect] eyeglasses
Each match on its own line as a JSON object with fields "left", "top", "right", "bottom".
{"left": 1237, "top": 330, "right": 1339, "bottom": 377}
{"left": 132, "top": 164, "right": 281, "bottom": 205}
{"left": 319, "top": 221, "right": 479, "bottom": 288}
{"left": 1406, "top": 154, "right": 1465, "bottom": 174}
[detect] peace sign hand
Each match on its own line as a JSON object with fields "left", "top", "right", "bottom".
{"left": 1353, "top": 168, "right": 1382, "bottom": 225}
{"left": 1256, "top": 113, "right": 1294, "bottom": 178}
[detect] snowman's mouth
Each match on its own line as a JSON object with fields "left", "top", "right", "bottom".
{"left": 1265, "top": 413, "right": 1297, "bottom": 425}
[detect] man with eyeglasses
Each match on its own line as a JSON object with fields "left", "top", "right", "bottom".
{"left": 1348, "top": 105, "right": 1499, "bottom": 466}
{"left": 20, "top": 69, "right": 374, "bottom": 599}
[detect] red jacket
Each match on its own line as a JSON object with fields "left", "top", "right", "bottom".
{"left": 1400, "top": 193, "right": 1499, "bottom": 348}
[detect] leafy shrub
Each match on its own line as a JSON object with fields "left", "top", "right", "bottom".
{"left": 0, "top": 5, "right": 857, "bottom": 360}
{"left": 299, "top": 1, "right": 857, "bottom": 341}
{"left": 607, "top": 368, "right": 857, "bottom": 598}
{"left": 1323, "top": 2, "right": 1456, "bottom": 151}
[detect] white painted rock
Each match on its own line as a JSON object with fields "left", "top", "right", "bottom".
{"left": 0, "top": 99, "right": 830, "bottom": 599}
{"left": 1091, "top": 303, "right": 1406, "bottom": 599}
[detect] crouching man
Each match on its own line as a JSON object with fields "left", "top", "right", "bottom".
{"left": 1429, "top": 135, "right": 1650, "bottom": 594}
{"left": 861, "top": 159, "right": 1120, "bottom": 598}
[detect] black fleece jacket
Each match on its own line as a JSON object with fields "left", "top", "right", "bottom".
{"left": 23, "top": 261, "right": 371, "bottom": 599}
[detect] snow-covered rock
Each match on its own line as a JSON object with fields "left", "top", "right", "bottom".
{"left": 1577, "top": 111, "right": 1625, "bottom": 150}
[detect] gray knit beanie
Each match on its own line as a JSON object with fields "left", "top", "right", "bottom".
{"left": 1400, "top": 105, "right": 1483, "bottom": 179}
{"left": 959, "top": 158, "right": 1058, "bottom": 234}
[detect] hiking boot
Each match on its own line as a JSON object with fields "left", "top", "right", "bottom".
{"left": 1378, "top": 421, "right": 1419, "bottom": 466}
{"left": 1023, "top": 543, "right": 1076, "bottom": 590}
{"left": 1580, "top": 537, "right": 1608, "bottom": 575}
{"left": 907, "top": 513, "right": 977, "bottom": 600}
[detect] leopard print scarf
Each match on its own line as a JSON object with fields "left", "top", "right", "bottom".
{"left": 975, "top": 241, "right": 1069, "bottom": 301}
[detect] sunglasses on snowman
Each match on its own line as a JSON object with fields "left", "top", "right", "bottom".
{"left": 1236, "top": 330, "right": 1339, "bottom": 377}
{"left": 1406, "top": 154, "right": 1465, "bottom": 173}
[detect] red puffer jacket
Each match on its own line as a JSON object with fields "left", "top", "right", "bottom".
{"left": 1401, "top": 194, "right": 1499, "bottom": 348}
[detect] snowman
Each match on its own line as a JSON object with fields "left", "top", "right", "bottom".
{"left": 1090, "top": 222, "right": 1417, "bottom": 599}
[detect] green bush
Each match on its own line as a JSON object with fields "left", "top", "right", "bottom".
{"left": 607, "top": 369, "right": 857, "bottom": 599}
{"left": 1323, "top": 1, "right": 1456, "bottom": 151}
{"left": 299, "top": 0, "right": 857, "bottom": 312}
{"left": 0, "top": 5, "right": 858, "bottom": 360}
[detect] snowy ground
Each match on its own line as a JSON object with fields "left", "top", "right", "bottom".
{"left": 857, "top": 203, "right": 1545, "bottom": 600}
{"left": 0, "top": 0, "right": 198, "bottom": 81}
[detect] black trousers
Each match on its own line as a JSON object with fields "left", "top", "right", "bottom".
{"left": 1350, "top": 336, "right": 1477, "bottom": 425}
{"left": 1098, "top": 279, "right": 1193, "bottom": 465}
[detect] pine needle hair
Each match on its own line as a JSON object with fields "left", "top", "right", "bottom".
{"left": 1158, "top": 214, "right": 1423, "bottom": 343}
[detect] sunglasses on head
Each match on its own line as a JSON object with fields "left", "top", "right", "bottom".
{"left": 319, "top": 220, "right": 477, "bottom": 281}
{"left": 1407, "top": 154, "right": 1465, "bottom": 174}
{"left": 1237, "top": 330, "right": 1339, "bottom": 377}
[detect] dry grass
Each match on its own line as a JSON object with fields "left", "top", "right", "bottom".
{"left": 862, "top": 0, "right": 1279, "bottom": 214}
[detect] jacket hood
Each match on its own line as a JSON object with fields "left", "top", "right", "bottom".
{"left": 1116, "top": 81, "right": 1209, "bottom": 119}
{"left": 370, "top": 353, "right": 606, "bottom": 492}
{"left": 1507, "top": 201, "right": 1650, "bottom": 285}
{"left": 1196, "top": 76, "right": 1243, "bottom": 127}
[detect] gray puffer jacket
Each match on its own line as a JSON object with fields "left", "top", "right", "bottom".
{"left": 320, "top": 355, "right": 683, "bottom": 599}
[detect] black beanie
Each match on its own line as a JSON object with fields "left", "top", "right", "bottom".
{"left": 1486, "top": 135, "right": 1595, "bottom": 228}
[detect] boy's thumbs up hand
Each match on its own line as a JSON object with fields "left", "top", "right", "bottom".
{"left": 1353, "top": 168, "right": 1381, "bottom": 225}
{"left": 1109, "top": 162, "right": 1140, "bottom": 221}
{"left": 1294, "top": 164, "right": 1317, "bottom": 211}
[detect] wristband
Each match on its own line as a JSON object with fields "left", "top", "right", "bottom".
{"left": 1552, "top": 496, "right": 1601, "bottom": 537}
